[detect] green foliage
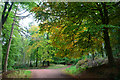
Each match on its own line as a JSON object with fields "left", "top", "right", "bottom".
{"left": 31, "top": 2, "right": 120, "bottom": 66}
{"left": 65, "top": 66, "right": 80, "bottom": 75}
{"left": 2, "top": 2, "right": 120, "bottom": 72}
{"left": 27, "top": 25, "right": 55, "bottom": 63}
{"left": 2, "top": 2, "right": 32, "bottom": 70}
{"left": 53, "top": 57, "right": 68, "bottom": 64}
{"left": 46, "top": 64, "right": 67, "bottom": 69}
{"left": 68, "top": 58, "right": 80, "bottom": 65}
{"left": 31, "top": 2, "right": 103, "bottom": 58}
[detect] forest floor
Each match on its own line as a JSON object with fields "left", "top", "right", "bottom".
{"left": 2, "top": 65, "right": 78, "bottom": 80}
{"left": 1, "top": 59, "right": 120, "bottom": 80}
{"left": 27, "top": 60, "right": 120, "bottom": 80}
{"left": 75, "top": 58, "right": 120, "bottom": 79}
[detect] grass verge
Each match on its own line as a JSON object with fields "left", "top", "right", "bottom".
{"left": 46, "top": 64, "right": 68, "bottom": 69}
{"left": 7, "top": 70, "right": 31, "bottom": 78}
{"left": 64, "top": 65, "right": 87, "bottom": 75}
{"left": 64, "top": 66, "right": 79, "bottom": 75}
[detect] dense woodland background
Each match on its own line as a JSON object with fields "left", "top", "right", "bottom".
{"left": 0, "top": 1, "right": 120, "bottom": 79}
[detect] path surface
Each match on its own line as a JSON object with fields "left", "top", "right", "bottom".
{"left": 29, "top": 65, "right": 78, "bottom": 79}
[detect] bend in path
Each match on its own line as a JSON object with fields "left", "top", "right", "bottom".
{"left": 29, "top": 65, "right": 78, "bottom": 79}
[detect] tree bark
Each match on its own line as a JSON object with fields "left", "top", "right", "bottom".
{"left": 103, "top": 27, "right": 114, "bottom": 65}
{"left": 46, "top": 33, "right": 50, "bottom": 66}
{"left": 92, "top": 53, "right": 95, "bottom": 61}
{"left": 29, "top": 53, "right": 33, "bottom": 67}
{"left": 3, "top": 19, "right": 14, "bottom": 72}
{"left": 36, "top": 57, "right": 38, "bottom": 67}
{"left": 43, "top": 61, "right": 45, "bottom": 66}
{"left": 100, "top": 3, "right": 114, "bottom": 65}
{"left": 3, "top": 7, "right": 17, "bottom": 72}
{"left": 101, "top": 47, "right": 104, "bottom": 57}
{"left": 36, "top": 48, "right": 38, "bottom": 67}
{"left": 47, "top": 61, "right": 50, "bottom": 66}
{"left": 47, "top": 51, "right": 50, "bottom": 66}
{"left": 30, "top": 60, "right": 33, "bottom": 67}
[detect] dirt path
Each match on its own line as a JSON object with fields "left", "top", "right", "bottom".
{"left": 29, "top": 65, "right": 78, "bottom": 79}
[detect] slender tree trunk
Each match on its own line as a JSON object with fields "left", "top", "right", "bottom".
{"left": 47, "top": 51, "right": 50, "bottom": 66}
{"left": 3, "top": 21, "right": 14, "bottom": 72}
{"left": 21, "top": 37, "right": 25, "bottom": 64}
{"left": 43, "top": 61, "right": 45, "bottom": 66}
{"left": 47, "top": 61, "right": 50, "bottom": 66}
{"left": 92, "top": 53, "right": 95, "bottom": 61}
{"left": 36, "top": 52, "right": 38, "bottom": 67}
{"left": 29, "top": 53, "right": 33, "bottom": 67}
{"left": 46, "top": 33, "right": 50, "bottom": 66}
{"left": 36, "top": 58, "right": 38, "bottom": 67}
{"left": 101, "top": 47, "right": 104, "bottom": 57}
{"left": 30, "top": 60, "right": 32, "bottom": 67}
{"left": 36, "top": 47, "right": 39, "bottom": 67}
{"left": 3, "top": 7, "right": 17, "bottom": 72}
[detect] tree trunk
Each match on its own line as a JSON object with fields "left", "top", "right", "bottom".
{"left": 43, "top": 61, "right": 45, "bottom": 66}
{"left": 30, "top": 60, "right": 33, "bottom": 67}
{"left": 36, "top": 58, "right": 38, "bottom": 67}
{"left": 36, "top": 52, "right": 38, "bottom": 67}
{"left": 92, "top": 53, "right": 95, "bottom": 61}
{"left": 101, "top": 47, "right": 104, "bottom": 57}
{"left": 47, "top": 61, "right": 50, "bottom": 66}
{"left": 3, "top": 22, "right": 14, "bottom": 72}
{"left": 103, "top": 27, "right": 114, "bottom": 65}
{"left": 3, "top": 7, "right": 17, "bottom": 72}
{"left": 36, "top": 47, "right": 39, "bottom": 67}
{"left": 29, "top": 53, "right": 33, "bottom": 67}
{"left": 98, "top": 3, "right": 114, "bottom": 65}
{"left": 47, "top": 51, "right": 50, "bottom": 66}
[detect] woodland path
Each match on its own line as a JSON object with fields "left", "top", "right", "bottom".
{"left": 29, "top": 65, "right": 78, "bottom": 80}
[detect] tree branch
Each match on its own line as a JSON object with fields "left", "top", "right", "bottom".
{"left": 2, "top": 2, "right": 14, "bottom": 29}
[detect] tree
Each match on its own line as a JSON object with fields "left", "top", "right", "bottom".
{"left": 2, "top": 2, "right": 36, "bottom": 71}
{"left": 32, "top": 2, "right": 120, "bottom": 65}
{"left": 3, "top": 5, "right": 18, "bottom": 72}
{"left": 27, "top": 25, "right": 54, "bottom": 67}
